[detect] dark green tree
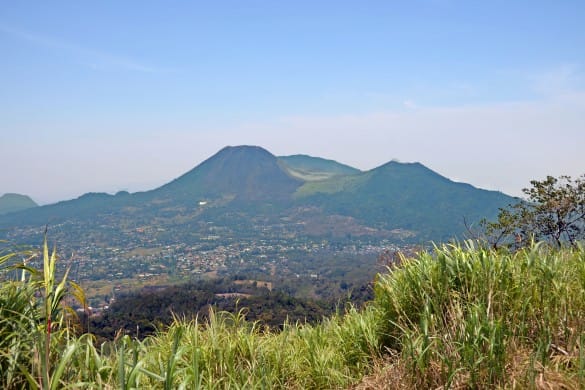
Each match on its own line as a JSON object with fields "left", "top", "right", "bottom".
{"left": 483, "top": 174, "right": 585, "bottom": 248}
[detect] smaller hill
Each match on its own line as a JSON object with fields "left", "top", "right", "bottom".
{"left": 294, "top": 161, "right": 515, "bottom": 240}
{"left": 279, "top": 155, "right": 361, "bottom": 181}
{"left": 0, "top": 193, "right": 38, "bottom": 215}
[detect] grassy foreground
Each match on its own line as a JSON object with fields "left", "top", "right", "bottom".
{"left": 371, "top": 242, "right": 585, "bottom": 389}
{"left": 1, "top": 241, "right": 585, "bottom": 388}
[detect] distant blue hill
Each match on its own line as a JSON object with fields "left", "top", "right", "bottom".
{"left": 0, "top": 193, "right": 38, "bottom": 215}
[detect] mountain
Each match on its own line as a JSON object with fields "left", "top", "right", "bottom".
{"left": 0, "top": 146, "right": 516, "bottom": 241}
{"left": 294, "top": 161, "right": 514, "bottom": 240}
{"left": 155, "top": 145, "right": 303, "bottom": 202}
{"left": 0, "top": 193, "right": 38, "bottom": 215}
{"left": 0, "top": 191, "right": 131, "bottom": 225}
{"left": 0, "top": 146, "right": 301, "bottom": 227}
{"left": 278, "top": 155, "right": 360, "bottom": 181}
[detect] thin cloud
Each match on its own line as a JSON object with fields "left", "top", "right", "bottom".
{"left": 403, "top": 99, "right": 417, "bottom": 109}
{"left": 0, "top": 23, "right": 169, "bottom": 73}
{"left": 529, "top": 64, "right": 584, "bottom": 97}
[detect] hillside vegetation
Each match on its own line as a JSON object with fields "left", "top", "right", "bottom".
{"left": 1, "top": 240, "right": 584, "bottom": 388}
{"left": 295, "top": 161, "right": 512, "bottom": 240}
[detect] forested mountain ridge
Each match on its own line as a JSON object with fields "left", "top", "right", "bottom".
{"left": 154, "top": 145, "right": 304, "bottom": 202}
{"left": 295, "top": 160, "right": 514, "bottom": 240}
{"left": 0, "top": 145, "right": 515, "bottom": 241}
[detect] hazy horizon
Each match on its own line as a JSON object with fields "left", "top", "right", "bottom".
{"left": 1, "top": 1, "right": 584, "bottom": 204}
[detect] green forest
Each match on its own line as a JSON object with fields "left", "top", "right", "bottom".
{"left": 84, "top": 278, "right": 372, "bottom": 340}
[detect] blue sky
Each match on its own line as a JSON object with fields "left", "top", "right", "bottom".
{"left": 1, "top": 1, "right": 584, "bottom": 204}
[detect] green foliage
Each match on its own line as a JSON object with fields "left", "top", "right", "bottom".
{"left": 0, "top": 241, "right": 38, "bottom": 388}
{"left": 375, "top": 241, "right": 585, "bottom": 388}
{"left": 484, "top": 174, "right": 585, "bottom": 248}
{"left": 90, "top": 280, "right": 335, "bottom": 340}
{"left": 296, "top": 161, "right": 513, "bottom": 241}
{"left": 0, "top": 235, "right": 85, "bottom": 389}
{"left": 0, "top": 281, "right": 37, "bottom": 388}
{"left": 102, "top": 306, "right": 381, "bottom": 389}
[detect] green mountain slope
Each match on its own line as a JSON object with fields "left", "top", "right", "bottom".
{"left": 295, "top": 161, "right": 515, "bottom": 240}
{"left": 0, "top": 146, "right": 302, "bottom": 227}
{"left": 0, "top": 146, "right": 516, "bottom": 242}
{"left": 156, "top": 145, "right": 303, "bottom": 202}
{"left": 278, "top": 155, "right": 360, "bottom": 181}
{"left": 0, "top": 193, "right": 38, "bottom": 215}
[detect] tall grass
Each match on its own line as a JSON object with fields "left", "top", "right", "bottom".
{"left": 0, "top": 240, "right": 37, "bottom": 388}
{"left": 0, "top": 236, "right": 86, "bottom": 389}
{"left": 0, "top": 281, "right": 37, "bottom": 388}
{"left": 374, "top": 241, "right": 585, "bottom": 388}
{"left": 96, "top": 305, "right": 381, "bottom": 389}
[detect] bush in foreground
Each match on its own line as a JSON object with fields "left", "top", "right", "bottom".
{"left": 373, "top": 241, "right": 585, "bottom": 388}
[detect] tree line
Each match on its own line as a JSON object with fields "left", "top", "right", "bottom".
{"left": 85, "top": 277, "right": 373, "bottom": 340}
{"left": 480, "top": 174, "right": 585, "bottom": 248}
